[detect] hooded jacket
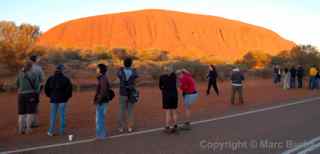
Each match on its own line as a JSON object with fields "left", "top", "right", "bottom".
{"left": 45, "top": 71, "right": 73, "bottom": 103}
{"left": 231, "top": 69, "right": 245, "bottom": 86}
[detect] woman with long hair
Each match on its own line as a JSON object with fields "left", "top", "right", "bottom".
{"left": 206, "top": 65, "right": 219, "bottom": 96}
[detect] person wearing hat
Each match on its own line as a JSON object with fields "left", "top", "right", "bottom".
{"left": 30, "top": 55, "right": 45, "bottom": 128}
{"left": 45, "top": 64, "right": 73, "bottom": 136}
{"left": 230, "top": 67, "right": 245, "bottom": 104}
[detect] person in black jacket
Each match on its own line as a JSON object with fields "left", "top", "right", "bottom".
{"left": 159, "top": 66, "right": 178, "bottom": 134}
{"left": 290, "top": 66, "right": 297, "bottom": 88}
{"left": 94, "top": 64, "right": 112, "bottom": 139}
{"left": 296, "top": 65, "right": 305, "bottom": 88}
{"left": 45, "top": 64, "right": 72, "bottom": 136}
{"left": 231, "top": 67, "right": 245, "bottom": 104}
{"left": 206, "top": 65, "right": 219, "bottom": 96}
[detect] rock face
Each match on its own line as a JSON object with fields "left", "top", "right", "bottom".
{"left": 37, "top": 9, "right": 295, "bottom": 62}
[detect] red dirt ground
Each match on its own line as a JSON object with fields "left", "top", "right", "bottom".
{"left": 0, "top": 79, "right": 319, "bottom": 151}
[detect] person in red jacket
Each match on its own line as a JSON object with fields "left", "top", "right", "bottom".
{"left": 177, "top": 69, "right": 198, "bottom": 130}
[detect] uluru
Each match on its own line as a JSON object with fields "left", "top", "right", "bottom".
{"left": 37, "top": 9, "right": 296, "bottom": 62}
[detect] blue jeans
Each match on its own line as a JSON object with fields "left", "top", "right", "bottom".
{"left": 96, "top": 103, "right": 108, "bottom": 139}
{"left": 309, "top": 77, "right": 317, "bottom": 89}
{"left": 48, "top": 103, "right": 66, "bottom": 135}
{"left": 183, "top": 93, "right": 199, "bottom": 109}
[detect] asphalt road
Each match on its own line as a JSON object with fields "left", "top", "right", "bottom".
{"left": 3, "top": 97, "right": 320, "bottom": 154}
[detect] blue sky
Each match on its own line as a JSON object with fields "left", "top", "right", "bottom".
{"left": 2, "top": 0, "right": 320, "bottom": 47}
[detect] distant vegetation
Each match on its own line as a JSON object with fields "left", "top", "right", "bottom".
{"left": 1, "top": 21, "right": 320, "bottom": 92}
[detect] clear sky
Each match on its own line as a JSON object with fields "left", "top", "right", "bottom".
{"left": 2, "top": 0, "right": 320, "bottom": 47}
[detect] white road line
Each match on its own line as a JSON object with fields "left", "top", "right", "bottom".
{"left": 298, "top": 141, "right": 320, "bottom": 154}
{"left": 282, "top": 136, "right": 320, "bottom": 154}
{"left": 2, "top": 97, "right": 320, "bottom": 154}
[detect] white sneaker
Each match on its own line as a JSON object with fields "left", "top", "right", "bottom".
{"left": 118, "top": 128, "right": 124, "bottom": 133}
{"left": 47, "top": 132, "right": 54, "bottom": 136}
{"left": 128, "top": 128, "right": 133, "bottom": 133}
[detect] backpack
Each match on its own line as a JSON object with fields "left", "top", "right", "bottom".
{"left": 121, "top": 69, "right": 139, "bottom": 103}
{"left": 107, "top": 89, "right": 115, "bottom": 101}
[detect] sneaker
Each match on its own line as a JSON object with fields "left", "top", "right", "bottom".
{"left": 118, "top": 128, "right": 124, "bottom": 133}
{"left": 128, "top": 128, "right": 134, "bottom": 133}
{"left": 170, "top": 125, "right": 179, "bottom": 134}
{"left": 163, "top": 126, "right": 171, "bottom": 134}
{"left": 47, "top": 132, "right": 54, "bottom": 137}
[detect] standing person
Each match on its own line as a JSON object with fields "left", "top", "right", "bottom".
{"left": 159, "top": 66, "right": 179, "bottom": 134}
{"left": 283, "top": 68, "right": 290, "bottom": 90}
{"left": 93, "top": 64, "right": 113, "bottom": 139}
{"left": 117, "top": 58, "right": 139, "bottom": 133}
{"left": 316, "top": 69, "right": 320, "bottom": 89}
{"left": 308, "top": 65, "right": 318, "bottom": 90}
{"left": 289, "top": 66, "right": 297, "bottom": 88}
{"left": 177, "top": 69, "right": 198, "bottom": 131}
{"left": 16, "top": 62, "right": 41, "bottom": 134}
{"left": 30, "top": 55, "right": 45, "bottom": 128}
{"left": 206, "top": 65, "right": 219, "bottom": 96}
{"left": 230, "top": 67, "right": 245, "bottom": 104}
{"left": 45, "top": 64, "right": 73, "bottom": 136}
{"left": 297, "top": 65, "right": 305, "bottom": 88}
{"left": 273, "top": 65, "right": 281, "bottom": 84}
{"left": 277, "top": 66, "right": 282, "bottom": 84}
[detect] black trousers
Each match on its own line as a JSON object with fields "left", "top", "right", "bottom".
{"left": 207, "top": 79, "right": 219, "bottom": 95}
{"left": 297, "top": 77, "right": 303, "bottom": 88}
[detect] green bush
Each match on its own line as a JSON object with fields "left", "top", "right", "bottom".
{"left": 47, "top": 52, "right": 67, "bottom": 64}
{"left": 96, "top": 52, "right": 112, "bottom": 60}
{"left": 63, "top": 50, "right": 82, "bottom": 61}
{"left": 169, "top": 60, "right": 208, "bottom": 81}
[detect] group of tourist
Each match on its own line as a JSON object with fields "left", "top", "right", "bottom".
{"left": 273, "top": 64, "right": 320, "bottom": 90}
{"left": 16, "top": 55, "right": 247, "bottom": 139}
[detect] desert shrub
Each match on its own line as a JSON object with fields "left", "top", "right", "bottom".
{"left": 63, "top": 49, "right": 82, "bottom": 60}
{"left": 169, "top": 60, "right": 208, "bottom": 81}
{"left": 111, "top": 48, "right": 129, "bottom": 60}
{"left": 269, "top": 45, "right": 320, "bottom": 68}
{"left": 135, "top": 61, "right": 163, "bottom": 80}
{"left": 96, "top": 52, "right": 112, "bottom": 60}
{"left": 47, "top": 52, "right": 67, "bottom": 64}
{"left": 236, "top": 51, "right": 271, "bottom": 69}
{"left": 92, "top": 46, "right": 113, "bottom": 60}
{"left": 0, "top": 21, "right": 40, "bottom": 72}
{"left": 139, "top": 49, "right": 169, "bottom": 61}
{"left": 29, "top": 46, "right": 47, "bottom": 57}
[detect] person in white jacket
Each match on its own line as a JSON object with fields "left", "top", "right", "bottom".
{"left": 283, "top": 68, "right": 290, "bottom": 90}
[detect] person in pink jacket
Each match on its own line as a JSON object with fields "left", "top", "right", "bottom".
{"left": 177, "top": 69, "right": 198, "bottom": 130}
